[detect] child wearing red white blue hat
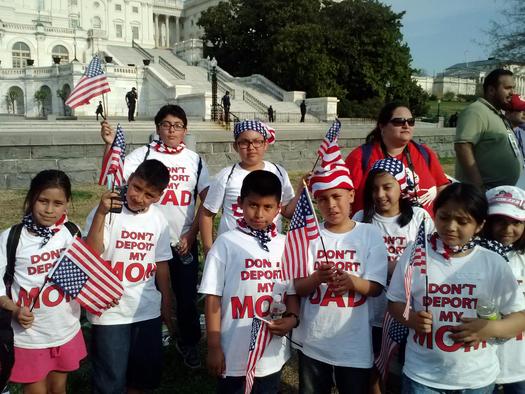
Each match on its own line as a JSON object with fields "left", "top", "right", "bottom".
{"left": 199, "top": 119, "right": 303, "bottom": 256}
{"left": 485, "top": 186, "right": 525, "bottom": 394}
{"left": 293, "top": 148, "right": 387, "bottom": 394}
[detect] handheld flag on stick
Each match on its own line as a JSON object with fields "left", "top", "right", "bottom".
{"left": 317, "top": 119, "right": 341, "bottom": 157}
{"left": 65, "top": 56, "right": 111, "bottom": 109}
{"left": 99, "top": 124, "right": 126, "bottom": 186}
{"left": 244, "top": 318, "right": 272, "bottom": 394}
{"left": 403, "top": 220, "right": 427, "bottom": 319}
{"left": 374, "top": 311, "right": 409, "bottom": 383}
{"left": 48, "top": 237, "right": 123, "bottom": 316}
{"left": 281, "top": 188, "right": 320, "bottom": 280}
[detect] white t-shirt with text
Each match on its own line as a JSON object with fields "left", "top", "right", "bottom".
{"left": 496, "top": 251, "right": 525, "bottom": 384}
{"left": 203, "top": 161, "right": 294, "bottom": 235}
{"left": 83, "top": 205, "right": 172, "bottom": 325}
{"left": 199, "top": 229, "right": 293, "bottom": 377}
{"left": 124, "top": 146, "right": 210, "bottom": 244}
{"left": 292, "top": 222, "right": 387, "bottom": 367}
{"left": 387, "top": 245, "right": 525, "bottom": 390}
{"left": 0, "top": 226, "right": 81, "bottom": 348}
{"left": 353, "top": 207, "right": 434, "bottom": 327}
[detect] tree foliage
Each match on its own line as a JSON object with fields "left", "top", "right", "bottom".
{"left": 199, "top": 0, "right": 427, "bottom": 116}
{"left": 487, "top": 0, "right": 525, "bottom": 61}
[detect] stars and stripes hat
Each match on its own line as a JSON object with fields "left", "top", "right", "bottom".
{"left": 309, "top": 162, "right": 354, "bottom": 198}
{"left": 486, "top": 186, "right": 525, "bottom": 221}
{"left": 370, "top": 157, "right": 409, "bottom": 194}
{"left": 233, "top": 120, "right": 276, "bottom": 144}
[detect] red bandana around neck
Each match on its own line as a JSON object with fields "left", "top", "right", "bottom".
{"left": 150, "top": 140, "right": 186, "bottom": 154}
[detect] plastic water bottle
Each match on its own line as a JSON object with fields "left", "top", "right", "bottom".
{"left": 476, "top": 297, "right": 508, "bottom": 344}
{"left": 161, "top": 323, "right": 171, "bottom": 347}
{"left": 269, "top": 294, "right": 286, "bottom": 320}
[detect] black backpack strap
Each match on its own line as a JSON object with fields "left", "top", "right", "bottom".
{"left": 5, "top": 224, "right": 23, "bottom": 296}
{"left": 225, "top": 163, "right": 237, "bottom": 185}
{"left": 361, "top": 142, "right": 373, "bottom": 172}
{"left": 143, "top": 144, "right": 152, "bottom": 162}
{"left": 413, "top": 141, "right": 431, "bottom": 167}
{"left": 271, "top": 162, "right": 284, "bottom": 178}
{"left": 194, "top": 156, "right": 203, "bottom": 202}
{"left": 64, "top": 222, "right": 81, "bottom": 238}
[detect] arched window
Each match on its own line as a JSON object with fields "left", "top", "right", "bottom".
{"left": 92, "top": 16, "right": 101, "bottom": 28}
{"left": 12, "top": 42, "right": 31, "bottom": 68}
{"left": 52, "top": 45, "right": 69, "bottom": 63}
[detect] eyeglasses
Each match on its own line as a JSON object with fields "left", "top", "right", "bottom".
{"left": 158, "top": 121, "right": 186, "bottom": 131}
{"left": 390, "top": 117, "right": 416, "bottom": 127}
{"left": 236, "top": 139, "right": 265, "bottom": 149}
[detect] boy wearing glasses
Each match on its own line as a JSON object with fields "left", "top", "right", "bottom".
{"left": 200, "top": 120, "right": 303, "bottom": 256}
{"left": 100, "top": 104, "right": 209, "bottom": 369}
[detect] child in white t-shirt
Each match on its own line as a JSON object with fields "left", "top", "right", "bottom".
{"left": 0, "top": 170, "right": 86, "bottom": 392}
{"left": 85, "top": 159, "right": 173, "bottom": 393}
{"left": 387, "top": 183, "right": 525, "bottom": 393}
{"left": 353, "top": 158, "right": 433, "bottom": 393}
{"left": 101, "top": 104, "right": 209, "bottom": 368}
{"left": 485, "top": 186, "right": 525, "bottom": 394}
{"left": 200, "top": 170, "right": 299, "bottom": 394}
{"left": 294, "top": 154, "right": 388, "bottom": 394}
{"left": 200, "top": 120, "right": 301, "bottom": 255}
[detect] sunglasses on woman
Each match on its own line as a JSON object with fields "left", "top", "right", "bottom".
{"left": 390, "top": 117, "right": 416, "bottom": 127}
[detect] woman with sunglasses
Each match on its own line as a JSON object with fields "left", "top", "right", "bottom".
{"left": 345, "top": 102, "right": 449, "bottom": 216}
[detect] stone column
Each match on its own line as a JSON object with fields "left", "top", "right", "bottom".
{"left": 153, "top": 13, "right": 158, "bottom": 47}
{"left": 166, "top": 15, "right": 170, "bottom": 47}
{"left": 174, "top": 16, "right": 179, "bottom": 43}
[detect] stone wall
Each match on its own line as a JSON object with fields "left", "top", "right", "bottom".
{"left": 0, "top": 126, "right": 456, "bottom": 189}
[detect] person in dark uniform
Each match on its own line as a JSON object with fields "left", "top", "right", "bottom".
{"left": 221, "top": 91, "right": 231, "bottom": 124}
{"left": 300, "top": 100, "right": 307, "bottom": 123}
{"left": 126, "top": 87, "right": 138, "bottom": 121}
{"left": 96, "top": 101, "right": 105, "bottom": 121}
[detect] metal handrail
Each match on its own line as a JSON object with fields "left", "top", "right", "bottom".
{"left": 158, "top": 56, "right": 185, "bottom": 79}
{"left": 132, "top": 40, "right": 153, "bottom": 61}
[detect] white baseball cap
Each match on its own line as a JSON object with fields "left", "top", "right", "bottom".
{"left": 486, "top": 186, "right": 525, "bottom": 221}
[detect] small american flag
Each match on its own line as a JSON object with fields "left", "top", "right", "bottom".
{"left": 317, "top": 119, "right": 341, "bottom": 157}
{"left": 245, "top": 318, "right": 272, "bottom": 394}
{"left": 99, "top": 124, "right": 126, "bottom": 186}
{"left": 48, "top": 237, "right": 123, "bottom": 316}
{"left": 403, "top": 221, "right": 427, "bottom": 319}
{"left": 65, "top": 56, "right": 111, "bottom": 109}
{"left": 281, "top": 189, "right": 320, "bottom": 280}
{"left": 374, "top": 311, "right": 408, "bottom": 382}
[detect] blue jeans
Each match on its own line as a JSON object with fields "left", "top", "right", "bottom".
{"left": 298, "top": 351, "right": 370, "bottom": 394}
{"left": 91, "top": 317, "right": 162, "bottom": 393}
{"left": 402, "top": 374, "right": 495, "bottom": 394}
{"left": 216, "top": 371, "right": 281, "bottom": 394}
{"left": 494, "top": 381, "right": 525, "bottom": 394}
{"left": 169, "top": 242, "right": 201, "bottom": 347}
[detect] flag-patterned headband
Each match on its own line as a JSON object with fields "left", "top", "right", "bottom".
{"left": 233, "top": 120, "right": 275, "bottom": 144}
{"left": 370, "top": 158, "right": 408, "bottom": 193}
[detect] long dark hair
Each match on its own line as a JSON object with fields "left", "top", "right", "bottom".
{"left": 365, "top": 101, "right": 410, "bottom": 144}
{"left": 362, "top": 169, "right": 414, "bottom": 227}
{"left": 24, "top": 170, "right": 72, "bottom": 215}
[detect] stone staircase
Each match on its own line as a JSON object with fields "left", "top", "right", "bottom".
{"left": 104, "top": 45, "right": 317, "bottom": 121}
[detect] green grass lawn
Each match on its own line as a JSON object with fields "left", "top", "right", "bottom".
{"left": 426, "top": 100, "right": 471, "bottom": 121}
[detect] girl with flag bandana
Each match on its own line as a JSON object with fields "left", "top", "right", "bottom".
{"left": 100, "top": 105, "right": 210, "bottom": 369}
{"left": 0, "top": 170, "right": 86, "bottom": 393}
{"left": 353, "top": 157, "right": 434, "bottom": 393}
{"left": 387, "top": 183, "right": 525, "bottom": 393}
